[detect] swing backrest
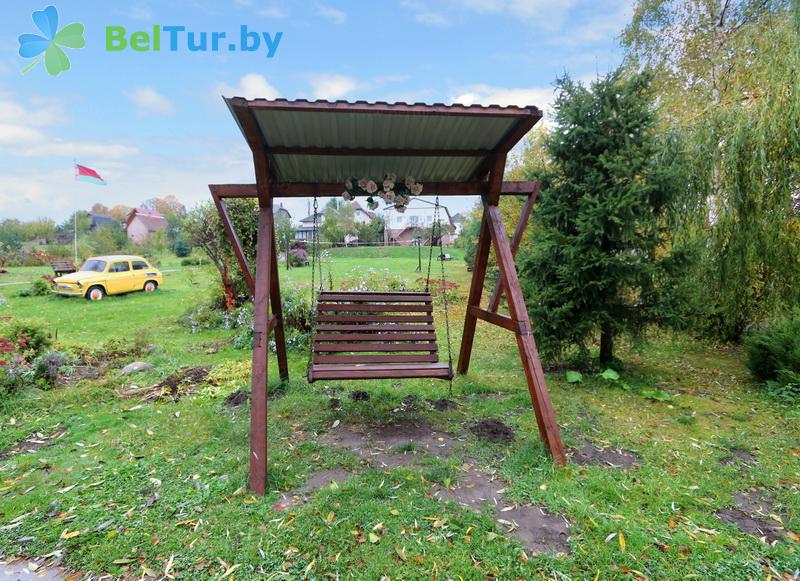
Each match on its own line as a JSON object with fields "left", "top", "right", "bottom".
{"left": 307, "top": 290, "right": 453, "bottom": 381}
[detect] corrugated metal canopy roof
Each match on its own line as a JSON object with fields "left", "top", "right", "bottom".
{"left": 225, "top": 98, "right": 541, "bottom": 183}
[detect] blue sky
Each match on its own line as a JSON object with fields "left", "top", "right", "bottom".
{"left": 0, "top": 0, "right": 632, "bottom": 222}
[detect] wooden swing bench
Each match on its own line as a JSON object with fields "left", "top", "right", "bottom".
{"left": 307, "top": 290, "right": 453, "bottom": 382}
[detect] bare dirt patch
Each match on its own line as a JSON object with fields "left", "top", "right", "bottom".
{"left": 0, "top": 428, "right": 67, "bottom": 460}
{"left": 719, "top": 448, "right": 757, "bottom": 466}
{"left": 119, "top": 366, "right": 210, "bottom": 401}
{"left": 470, "top": 418, "right": 514, "bottom": 442}
{"left": 273, "top": 468, "right": 353, "bottom": 511}
{"left": 63, "top": 365, "right": 103, "bottom": 385}
{"left": 323, "top": 420, "right": 462, "bottom": 466}
{"left": 223, "top": 389, "right": 249, "bottom": 408}
{"left": 433, "top": 465, "right": 570, "bottom": 554}
{"left": 494, "top": 506, "right": 571, "bottom": 554}
{"left": 570, "top": 443, "right": 638, "bottom": 468}
{"left": 427, "top": 398, "right": 460, "bottom": 411}
{"left": 433, "top": 467, "right": 504, "bottom": 510}
{"left": 716, "top": 490, "right": 786, "bottom": 543}
{"left": 350, "top": 390, "right": 370, "bottom": 401}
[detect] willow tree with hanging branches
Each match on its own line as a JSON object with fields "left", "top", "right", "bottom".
{"left": 622, "top": 0, "right": 800, "bottom": 340}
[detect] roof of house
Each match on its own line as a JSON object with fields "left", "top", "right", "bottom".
{"left": 351, "top": 200, "right": 375, "bottom": 218}
{"left": 224, "top": 98, "right": 541, "bottom": 183}
{"left": 89, "top": 214, "right": 115, "bottom": 227}
{"left": 299, "top": 211, "right": 323, "bottom": 223}
{"left": 273, "top": 203, "right": 291, "bottom": 218}
{"left": 126, "top": 208, "right": 168, "bottom": 232}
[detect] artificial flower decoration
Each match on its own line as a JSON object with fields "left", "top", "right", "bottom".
{"left": 18, "top": 6, "right": 85, "bottom": 76}
{"left": 343, "top": 173, "right": 423, "bottom": 211}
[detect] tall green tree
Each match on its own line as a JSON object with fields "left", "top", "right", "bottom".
{"left": 520, "top": 70, "right": 693, "bottom": 364}
{"left": 320, "top": 199, "right": 356, "bottom": 245}
{"left": 274, "top": 213, "right": 296, "bottom": 269}
{"left": 622, "top": 0, "right": 800, "bottom": 339}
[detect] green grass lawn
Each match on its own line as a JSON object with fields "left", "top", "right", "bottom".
{"left": 0, "top": 248, "right": 798, "bottom": 579}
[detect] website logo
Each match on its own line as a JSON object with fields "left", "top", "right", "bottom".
{"left": 18, "top": 5, "right": 85, "bottom": 76}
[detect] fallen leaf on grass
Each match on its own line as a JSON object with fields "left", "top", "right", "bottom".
{"left": 369, "top": 532, "right": 380, "bottom": 544}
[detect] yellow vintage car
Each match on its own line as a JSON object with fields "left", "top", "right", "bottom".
{"left": 51, "top": 255, "right": 163, "bottom": 300}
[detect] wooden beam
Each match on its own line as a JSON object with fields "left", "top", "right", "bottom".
{"left": 269, "top": 146, "right": 490, "bottom": 157}
{"left": 484, "top": 204, "right": 566, "bottom": 465}
{"left": 210, "top": 191, "right": 255, "bottom": 294}
{"left": 269, "top": 220, "right": 289, "bottom": 381}
{"left": 249, "top": 202, "right": 273, "bottom": 495}
{"left": 457, "top": 156, "right": 507, "bottom": 374}
{"left": 209, "top": 181, "right": 538, "bottom": 199}
{"left": 487, "top": 186, "right": 539, "bottom": 313}
{"left": 470, "top": 114, "right": 542, "bottom": 180}
{"left": 228, "top": 97, "right": 541, "bottom": 119}
{"left": 468, "top": 305, "right": 521, "bottom": 332}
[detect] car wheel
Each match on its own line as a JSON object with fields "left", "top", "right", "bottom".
{"left": 86, "top": 286, "right": 105, "bottom": 301}
{"left": 144, "top": 281, "right": 158, "bottom": 293}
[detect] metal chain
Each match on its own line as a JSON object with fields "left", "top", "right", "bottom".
{"left": 307, "top": 196, "right": 321, "bottom": 371}
{"left": 424, "top": 201, "right": 439, "bottom": 292}
{"left": 432, "top": 196, "right": 454, "bottom": 397}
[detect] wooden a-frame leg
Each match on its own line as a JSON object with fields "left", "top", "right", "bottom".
{"left": 487, "top": 187, "right": 538, "bottom": 313}
{"left": 269, "top": 223, "right": 289, "bottom": 381}
{"left": 485, "top": 205, "right": 566, "bottom": 464}
{"left": 249, "top": 205, "right": 273, "bottom": 495}
{"left": 457, "top": 212, "right": 492, "bottom": 375}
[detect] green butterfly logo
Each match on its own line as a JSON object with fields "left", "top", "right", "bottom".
{"left": 18, "top": 6, "right": 85, "bottom": 76}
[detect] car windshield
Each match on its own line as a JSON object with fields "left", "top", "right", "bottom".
{"left": 80, "top": 259, "right": 106, "bottom": 272}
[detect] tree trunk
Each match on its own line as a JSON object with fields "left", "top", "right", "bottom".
{"left": 599, "top": 322, "right": 614, "bottom": 364}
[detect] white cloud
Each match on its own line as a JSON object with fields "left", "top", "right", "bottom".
{"left": 129, "top": 87, "right": 174, "bottom": 115}
{"left": 0, "top": 93, "right": 137, "bottom": 160}
{"left": 551, "top": 3, "right": 633, "bottom": 45}
{"left": 402, "top": 0, "right": 578, "bottom": 29}
{"left": 19, "top": 142, "right": 138, "bottom": 159}
{"left": 0, "top": 123, "right": 45, "bottom": 144}
{"left": 316, "top": 3, "right": 347, "bottom": 24}
{"left": 401, "top": 1, "right": 451, "bottom": 26}
{"left": 258, "top": 4, "right": 288, "bottom": 18}
{"left": 126, "top": 3, "right": 153, "bottom": 20}
{"left": 451, "top": 84, "right": 553, "bottom": 111}
{"left": 215, "top": 73, "right": 281, "bottom": 100}
{"left": 305, "top": 74, "right": 359, "bottom": 100}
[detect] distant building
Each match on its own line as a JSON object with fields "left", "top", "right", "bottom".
{"left": 351, "top": 200, "right": 375, "bottom": 224}
{"left": 295, "top": 211, "right": 323, "bottom": 242}
{"left": 273, "top": 203, "right": 291, "bottom": 222}
{"left": 89, "top": 213, "right": 115, "bottom": 230}
{"left": 294, "top": 201, "right": 375, "bottom": 243}
{"left": 125, "top": 208, "right": 168, "bottom": 244}
{"left": 383, "top": 203, "right": 456, "bottom": 246}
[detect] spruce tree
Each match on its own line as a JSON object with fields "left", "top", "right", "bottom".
{"left": 520, "top": 70, "right": 692, "bottom": 364}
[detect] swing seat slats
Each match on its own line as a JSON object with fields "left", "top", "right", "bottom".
{"left": 308, "top": 290, "right": 453, "bottom": 382}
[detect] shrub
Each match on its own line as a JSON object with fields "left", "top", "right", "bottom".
{"left": 281, "top": 286, "right": 312, "bottom": 333}
{"left": 30, "top": 350, "right": 74, "bottom": 387}
{"left": 745, "top": 313, "right": 800, "bottom": 401}
{"left": 32, "top": 279, "right": 50, "bottom": 296}
{"left": 181, "top": 257, "right": 203, "bottom": 266}
{"left": 4, "top": 320, "right": 51, "bottom": 361}
{"left": 288, "top": 247, "right": 308, "bottom": 267}
{"left": 173, "top": 237, "right": 192, "bottom": 257}
{"left": 340, "top": 268, "right": 414, "bottom": 293}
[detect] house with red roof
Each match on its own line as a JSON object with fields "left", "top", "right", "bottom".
{"left": 125, "top": 208, "right": 168, "bottom": 244}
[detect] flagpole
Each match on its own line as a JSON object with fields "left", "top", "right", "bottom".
{"left": 73, "top": 161, "right": 78, "bottom": 264}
